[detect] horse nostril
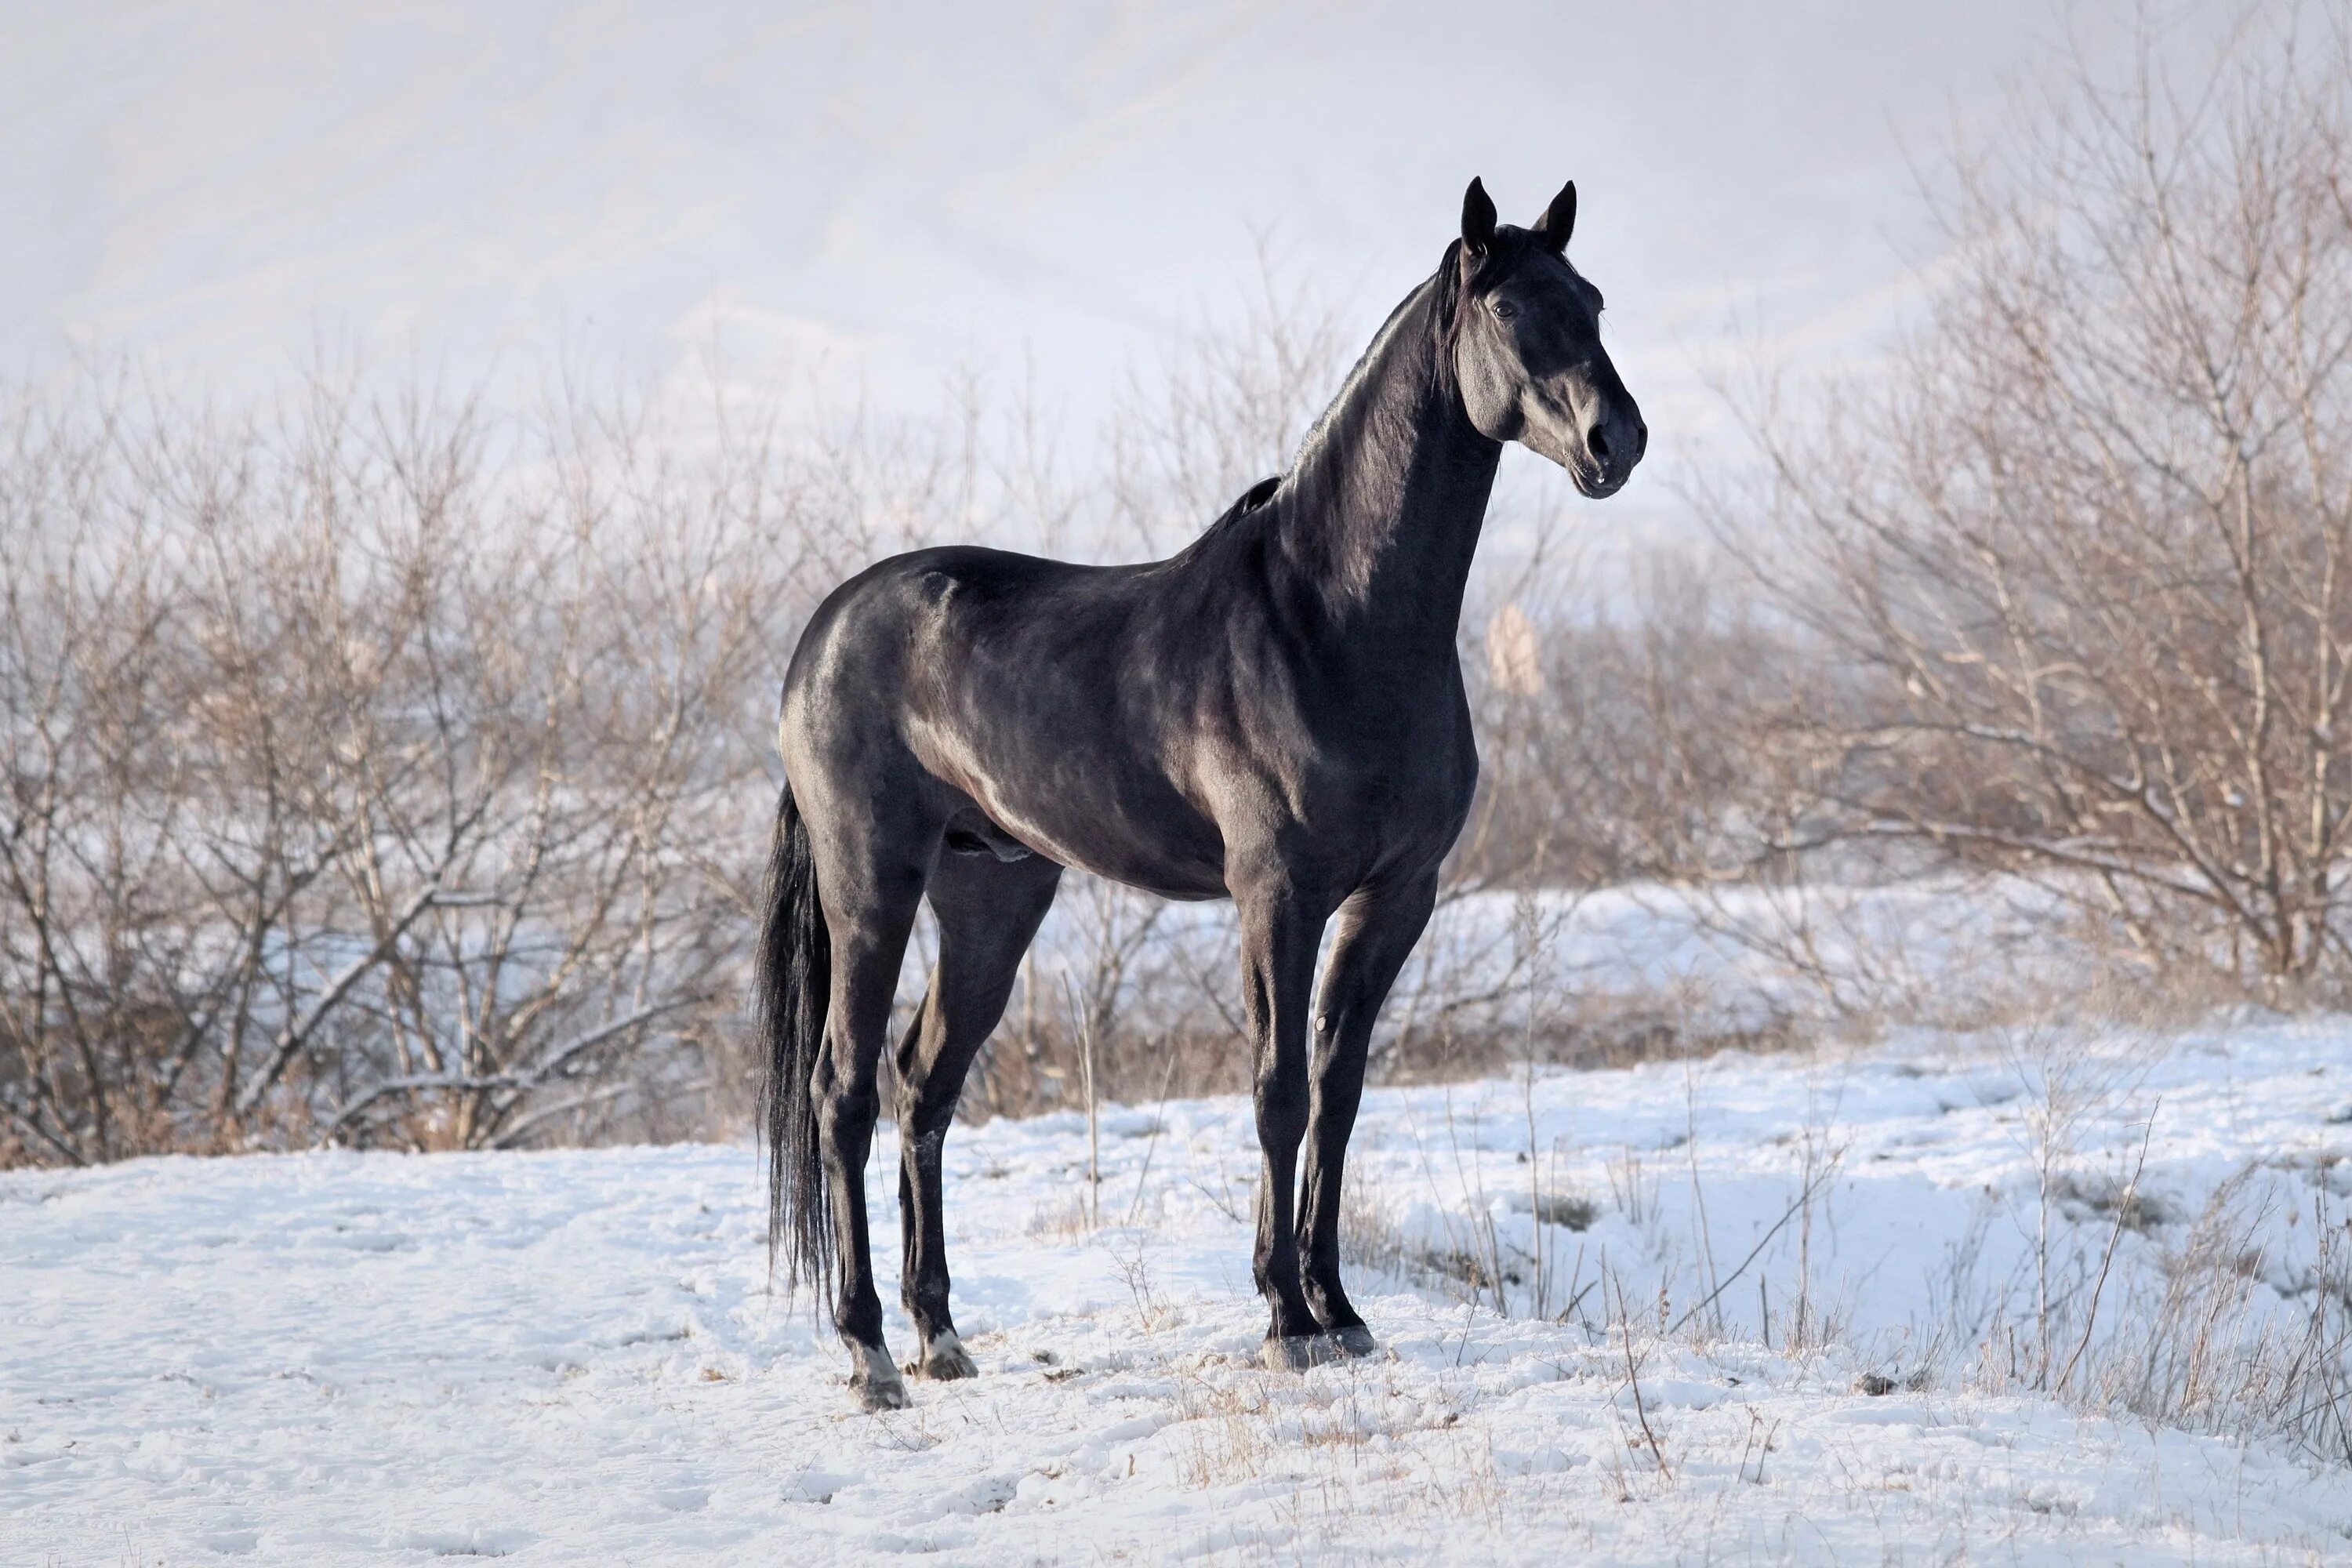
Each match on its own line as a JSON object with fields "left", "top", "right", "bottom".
{"left": 1588, "top": 427, "right": 1611, "bottom": 464}
{"left": 1635, "top": 421, "right": 1649, "bottom": 459}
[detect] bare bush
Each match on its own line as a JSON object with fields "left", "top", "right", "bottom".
{"left": 1729, "top": 21, "right": 2352, "bottom": 996}
{"left": 0, "top": 375, "right": 917, "bottom": 1162}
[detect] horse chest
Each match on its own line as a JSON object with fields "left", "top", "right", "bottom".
{"left": 1294, "top": 699, "right": 1478, "bottom": 850}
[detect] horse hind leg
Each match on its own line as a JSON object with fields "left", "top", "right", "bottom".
{"left": 806, "top": 800, "right": 935, "bottom": 1413}
{"left": 895, "top": 847, "right": 1063, "bottom": 1380}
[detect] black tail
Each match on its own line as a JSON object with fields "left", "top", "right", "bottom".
{"left": 756, "top": 782, "right": 833, "bottom": 1298}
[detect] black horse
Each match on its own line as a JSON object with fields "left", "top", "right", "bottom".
{"left": 757, "top": 176, "right": 1644, "bottom": 1410}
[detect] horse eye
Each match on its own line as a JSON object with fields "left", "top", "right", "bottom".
{"left": 1490, "top": 299, "right": 1518, "bottom": 321}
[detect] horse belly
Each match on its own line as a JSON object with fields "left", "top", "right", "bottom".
{"left": 985, "top": 789, "right": 1229, "bottom": 901}
{"left": 919, "top": 738, "right": 1230, "bottom": 902}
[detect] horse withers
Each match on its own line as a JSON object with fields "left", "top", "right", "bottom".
{"left": 757, "top": 176, "right": 1645, "bottom": 1410}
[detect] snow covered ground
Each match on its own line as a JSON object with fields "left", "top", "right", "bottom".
{"left": 10, "top": 1018, "right": 2352, "bottom": 1565}
{"left": 1018, "top": 873, "right": 2091, "bottom": 1048}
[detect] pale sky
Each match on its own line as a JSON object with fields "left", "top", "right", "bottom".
{"left": 1, "top": 1, "right": 2226, "bottom": 531}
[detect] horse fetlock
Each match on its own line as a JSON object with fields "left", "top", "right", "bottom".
{"left": 1301, "top": 1272, "right": 1356, "bottom": 1325}
{"left": 1261, "top": 1292, "right": 1323, "bottom": 1344}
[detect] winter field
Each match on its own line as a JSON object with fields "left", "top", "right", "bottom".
{"left": 11, "top": 1012, "right": 2352, "bottom": 1566}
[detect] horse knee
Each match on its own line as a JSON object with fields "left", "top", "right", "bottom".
{"left": 899, "top": 1120, "right": 949, "bottom": 1183}
{"left": 1308, "top": 1035, "right": 1364, "bottom": 1094}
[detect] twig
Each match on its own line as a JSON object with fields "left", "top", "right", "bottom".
{"left": 1684, "top": 1064, "right": 1724, "bottom": 1335}
{"left": 1670, "top": 1151, "right": 1845, "bottom": 1336}
{"left": 2053, "top": 1107, "right": 2158, "bottom": 1398}
{"left": 234, "top": 876, "right": 458, "bottom": 1117}
{"left": 1124, "top": 1049, "right": 1181, "bottom": 1229}
{"left": 1062, "top": 973, "right": 1100, "bottom": 1228}
{"left": 1615, "top": 1272, "right": 1671, "bottom": 1479}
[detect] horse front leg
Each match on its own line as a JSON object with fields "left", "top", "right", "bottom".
{"left": 1234, "top": 878, "right": 1331, "bottom": 1368}
{"left": 1298, "top": 873, "right": 1438, "bottom": 1356}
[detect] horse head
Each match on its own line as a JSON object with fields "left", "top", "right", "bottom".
{"left": 1451, "top": 176, "right": 1646, "bottom": 499}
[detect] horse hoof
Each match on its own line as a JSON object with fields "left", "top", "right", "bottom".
{"left": 1324, "top": 1324, "right": 1378, "bottom": 1359}
{"left": 914, "top": 1330, "right": 979, "bottom": 1381}
{"left": 849, "top": 1341, "right": 910, "bottom": 1411}
{"left": 855, "top": 1374, "right": 910, "bottom": 1412}
{"left": 1261, "top": 1333, "right": 1343, "bottom": 1372}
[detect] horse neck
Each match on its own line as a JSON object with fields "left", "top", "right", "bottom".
{"left": 1267, "top": 271, "right": 1501, "bottom": 650}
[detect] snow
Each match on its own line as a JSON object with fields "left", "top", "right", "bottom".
{"left": 10, "top": 1019, "right": 2352, "bottom": 1564}
{"left": 1016, "top": 875, "right": 2092, "bottom": 1048}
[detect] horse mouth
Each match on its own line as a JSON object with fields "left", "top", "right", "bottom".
{"left": 1571, "top": 463, "right": 1625, "bottom": 499}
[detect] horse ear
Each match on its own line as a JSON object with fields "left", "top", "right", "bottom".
{"left": 1532, "top": 180, "right": 1577, "bottom": 252}
{"left": 1461, "top": 177, "right": 1497, "bottom": 256}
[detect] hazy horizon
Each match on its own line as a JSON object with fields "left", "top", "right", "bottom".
{"left": 3, "top": 1, "right": 2235, "bottom": 536}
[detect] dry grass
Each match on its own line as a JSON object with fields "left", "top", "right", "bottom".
{"left": 1022, "top": 1193, "right": 1095, "bottom": 1243}
{"left": 1163, "top": 1359, "right": 1509, "bottom": 1548}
